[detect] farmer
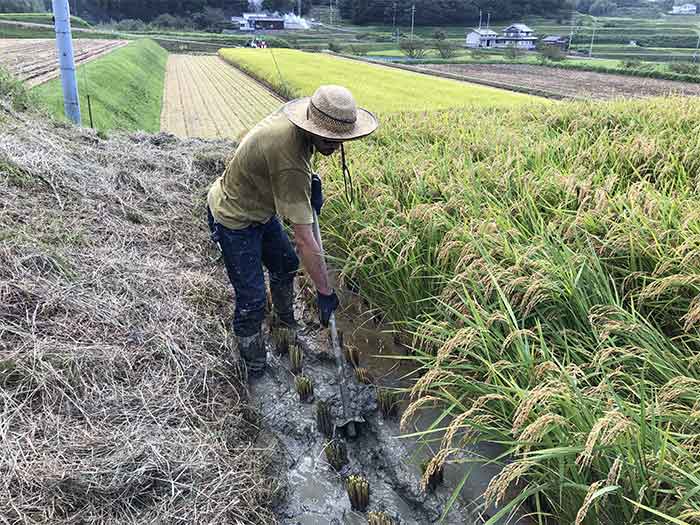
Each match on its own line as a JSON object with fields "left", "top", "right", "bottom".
{"left": 207, "top": 85, "right": 379, "bottom": 377}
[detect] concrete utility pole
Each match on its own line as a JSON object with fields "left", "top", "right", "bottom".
{"left": 486, "top": 11, "right": 490, "bottom": 29}
{"left": 410, "top": 3, "right": 415, "bottom": 40}
{"left": 567, "top": 9, "right": 576, "bottom": 53}
{"left": 588, "top": 21, "right": 596, "bottom": 58}
{"left": 392, "top": 2, "right": 397, "bottom": 41}
{"left": 52, "top": 0, "right": 81, "bottom": 125}
{"left": 297, "top": 0, "right": 301, "bottom": 17}
{"left": 478, "top": 9, "right": 482, "bottom": 29}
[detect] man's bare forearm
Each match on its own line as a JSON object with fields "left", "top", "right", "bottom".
{"left": 294, "top": 224, "right": 332, "bottom": 295}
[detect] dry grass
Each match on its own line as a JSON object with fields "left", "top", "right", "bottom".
{"left": 0, "top": 99, "right": 279, "bottom": 523}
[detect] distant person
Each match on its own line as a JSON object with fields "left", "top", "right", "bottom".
{"left": 206, "top": 86, "right": 378, "bottom": 378}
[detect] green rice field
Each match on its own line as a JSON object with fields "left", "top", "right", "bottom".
{"left": 317, "top": 97, "right": 700, "bottom": 524}
{"left": 219, "top": 48, "right": 543, "bottom": 112}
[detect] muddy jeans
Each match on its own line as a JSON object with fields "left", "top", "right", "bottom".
{"left": 208, "top": 207, "right": 299, "bottom": 337}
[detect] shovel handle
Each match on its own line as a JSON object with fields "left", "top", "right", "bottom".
{"left": 311, "top": 210, "right": 356, "bottom": 438}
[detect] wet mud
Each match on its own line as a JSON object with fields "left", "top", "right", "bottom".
{"left": 249, "top": 298, "right": 534, "bottom": 525}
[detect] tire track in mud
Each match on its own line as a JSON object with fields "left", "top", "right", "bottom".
{"left": 160, "top": 55, "right": 283, "bottom": 139}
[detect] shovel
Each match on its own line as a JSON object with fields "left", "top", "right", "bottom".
{"left": 311, "top": 209, "right": 364, "bottom": 438}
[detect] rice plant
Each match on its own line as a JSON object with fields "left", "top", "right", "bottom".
{"left": 272, "top": 326, "right": 294, "bottom": 355}
{"left": 346, "top": 474, "right": 370, "bottom": 512}
{"left": 324, "top": 439, "right": 348, "bottom": 471}
{"left": 367, "top": 511, "right": 396, "bottom": 525}
{"left": 319, "top": 99, "right": 700, "bottom": 524}
{"left": 377, "top": 387, "right": 398, "bottom": 419}
{"left": 344, "top": 344, "right": 361, "bottom": 369}
{"left": 295, "top": 375, "right": 313, "bottom": 403}
{"left": 354, "top": 367, "right": 373, "bottom": 385}
{"left": 289, "top": 344, "right": 303, "bottom": 375}
{"left": 316, "top": 400, "right": 334, "bottom": 437}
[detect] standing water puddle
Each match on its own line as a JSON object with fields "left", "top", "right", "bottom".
{"left": 249, "top": 295, "right": 535, "bottom": 524}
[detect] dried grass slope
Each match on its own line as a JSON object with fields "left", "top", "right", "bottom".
{"left": 0, "top": 81, "right": 279, "bottom": 523}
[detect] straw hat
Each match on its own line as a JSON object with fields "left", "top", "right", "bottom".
{"left": 283, "top": 85, "right": 378, "bottom": 141}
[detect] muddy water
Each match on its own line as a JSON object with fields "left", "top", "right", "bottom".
{"left": 250, "top": 295, "right": 534, "bottom": 525}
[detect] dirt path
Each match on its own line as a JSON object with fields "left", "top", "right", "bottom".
{"left": 161, "top": 55, "right": 283, "bottom": 140}
{"left": 413, "top": 63, "right": 700, "bottom": 100}
{"left": 0, "top": 38, "right": 127, "bottom": 86}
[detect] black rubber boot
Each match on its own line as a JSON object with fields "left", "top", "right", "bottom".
{"left": 237, "top": 331, "right": 266, "bottom": 378}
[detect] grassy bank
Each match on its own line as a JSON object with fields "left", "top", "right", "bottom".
{"left": 33, "top": 39, "right": 167, "bottom": 132}
{"left": 319, "top": 98, "right": 700, "bottom": 524}
{"left": 0, "top": 12, "right": 92, "bottom": 27}
{"left": 1, "top": 69, "right": 278, "bottom": 524}
{"left": 219, "top": 48, "right": 542, "bottom": 112}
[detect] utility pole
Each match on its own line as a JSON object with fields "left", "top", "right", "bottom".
{"left": 392, "top": 2, "right": 397, "bottom": 42}
{"left": 410, "top": 3, "right": 415, "bottom": 40}
{"left": 298, "top": 0, "right": 301, "bottom": 17}
{"left": 478, "top": 9, "right": 482, "bottom": 29}
{"left": 52, "top": 0, "right": 81, "bottom": 125}
{"left": 567, "top": 9, "right": 576, "bottom": 53}
{"left": 486, "top": 12, "right": 490, "bottom": 29}
{"left": 588, "top": 20, "right": 596, "bottom": 58}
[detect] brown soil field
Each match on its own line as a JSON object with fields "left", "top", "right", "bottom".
{"left": 0, "top": 38, "right": 127, "bottom": 86}
{"left": 161, "top": 55, "right": 283, "bottom": 140}
{"left": 413, "top": 63, "right": 700, "bottom": 100}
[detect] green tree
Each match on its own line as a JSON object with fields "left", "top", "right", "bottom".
{"left": 0, "top": 0, "right": 44, "bottom": 12}
{"left": 589, "top": 0, "right": 617, "bottom": 15}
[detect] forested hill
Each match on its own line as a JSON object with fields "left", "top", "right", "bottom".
{"left": 338, "top": 0, "right": 573, "bottom": 25}
{"left": 5, "top": 0, "right": 572, "bottom": 25}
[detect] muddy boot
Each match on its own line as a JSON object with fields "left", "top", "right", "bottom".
{"left": 271, "top": 280, "right": 304, "bottom": 336}
{"left": 237, "top": 331, "right": 267, "bottom": 378}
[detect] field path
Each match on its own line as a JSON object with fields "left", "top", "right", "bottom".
{"left": 161, "top": 55, "right": 283, "bottom": 140}
{"left": 0, "top": 38, "right": 127, "bottom": 86}
{"left": 413, "top": 63, "right": 700, "bottom": 100}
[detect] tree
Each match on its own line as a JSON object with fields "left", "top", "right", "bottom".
{"left": 589, "top": 0, "right": 617, "bottom": 15}
{"left": 399, "top": 38, "right": 429, "bottom": 58}
{"left": 504, "top": 43, "right": 523, "bottom": 60}
{"left": 192, "top": 6, "right": 226, "bottom": 30}
{"left": 231, "top": 0, "right": 250, "bottom": 15}
{"left": 0, "top": 0, "right": 44, "bottom": 13}
{"left": 262, "top": 0, "right": 312, "bottom": 14}
{"left": 434, "top": 39, "right": 458, "bottom": 58}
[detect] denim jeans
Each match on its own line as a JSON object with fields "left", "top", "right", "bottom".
{"left": 208, "top": 207, "right": 299, "bottom": 337}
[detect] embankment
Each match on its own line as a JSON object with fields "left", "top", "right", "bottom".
{"left": 33, "top": 39, "right": 167, "bottom": 132}
{"left": 0, "top": 81, "right": 277, "bottom": 523}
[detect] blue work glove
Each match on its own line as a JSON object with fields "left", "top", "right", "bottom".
{"left": 311, "top": 174, "right": 323, "bottom": 216}
{"left": 317, "top": 290, "right": 339, "bottom": 327}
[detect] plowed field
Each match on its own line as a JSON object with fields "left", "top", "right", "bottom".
{"left": 0, "top": 38, "right": 127, "bottom": 86}
{"left": 161, "top": 55, "right": 283, "bottom": 139}
{"left": 413, "top": 63, "right": 700, "bottom": 100}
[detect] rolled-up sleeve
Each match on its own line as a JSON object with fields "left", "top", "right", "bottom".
{"left": 271, "top": 167, "right": 314, "bottom": 225}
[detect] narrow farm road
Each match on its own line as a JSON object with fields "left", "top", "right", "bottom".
{"left": 161, "top": 55, "right": 283, "bottom": 140}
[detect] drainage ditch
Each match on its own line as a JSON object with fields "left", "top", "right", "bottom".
{"left": 249, "top": 297, "right": 534, "bottom": 525}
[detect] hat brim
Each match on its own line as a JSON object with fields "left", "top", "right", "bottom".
{"left": 282, "top": 97, "right": 379, "bottom": 141}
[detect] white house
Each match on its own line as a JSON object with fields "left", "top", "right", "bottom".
{"left": 495, "top": 23, "right": 538, "bottom": 49}
{"left": 466, "top": 28, "right": 498, "bottom": 48}
{"left": 671, "top": 3, "right": 697, "bottom": 14}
